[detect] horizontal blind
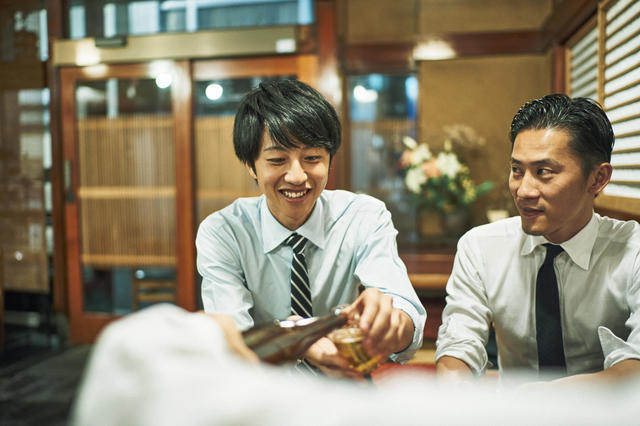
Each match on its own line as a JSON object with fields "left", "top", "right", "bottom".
{"left": 602, "top": 0, "right": 640, "bottom": 199}
{"left": 569, "top": 25, "right": 598, "bottom": 100}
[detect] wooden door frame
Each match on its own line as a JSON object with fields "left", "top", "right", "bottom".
{"left": 61, "top": 61, "right": 195, "bottom": 342}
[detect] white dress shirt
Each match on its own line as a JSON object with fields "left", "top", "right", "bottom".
{"left": 436, "top": 213, "right": 640, "bottom": 376}
{"left": 196, "top": 189, "right": 426, "bottom": 361}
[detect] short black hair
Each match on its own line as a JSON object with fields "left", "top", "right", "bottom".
{"left": 233, "top": 79, "right": 341, "bottom": 170}
{"left": 509, "top": 94, "right": 614, "bottom": 176}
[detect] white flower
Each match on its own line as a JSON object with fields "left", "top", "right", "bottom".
{"left": 437, "top": 152, "right": 461, "bottom": 178}
{"left": 411, "top": 144, "right": 432, "bottom": 166}
{"left": 405, "top": 167, "right": 426, "bottom": 194}
{"left": 402, "top": 136, "right": 418, "bottom": 150}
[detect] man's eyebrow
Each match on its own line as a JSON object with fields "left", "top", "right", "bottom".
{"left": 263, "top": 145, "right": 321, "bottom": 153}
{"left": 263, "top": 145, "right": 287, "bottom": 152}
{"left": 510, "top": 157, "right": 562, "bottom": 167}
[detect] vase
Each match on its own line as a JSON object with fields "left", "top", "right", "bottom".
{"left": 418, "top": 209, "right": 444, "bottom": 237}
{"left": 443, "top": 208, "right": 470, "bottom": 237}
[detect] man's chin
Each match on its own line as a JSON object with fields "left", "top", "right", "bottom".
{"left": 520, "top": 222, "right": 545, "bottom": 236}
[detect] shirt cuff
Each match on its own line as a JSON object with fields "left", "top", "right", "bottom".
{"left": 388, "top": 297, "right": 426, "bottom": 363}
{"left": 598, "top": 326, "right": 640, "bottom": 369}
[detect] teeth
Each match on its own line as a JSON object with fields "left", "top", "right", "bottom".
{"left": 283, "top": 190, "right": 307, "bottom": 198}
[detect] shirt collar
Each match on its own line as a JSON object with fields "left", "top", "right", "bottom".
{"left": 260, "top": 193, "right": 327, "bottom": 254}
{"left": 520, "top": 212, "right": 598, "bottom": 270}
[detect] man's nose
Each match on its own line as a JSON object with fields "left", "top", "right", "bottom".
{"left": 516, "top": 173, "right": 540, "bottom": 198}
{"left": 285, "top": 160, "right": 307, "bottom": 184}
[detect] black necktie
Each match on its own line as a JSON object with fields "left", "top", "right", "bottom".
{"left": 285, "top": 233, "right": 312, "bottom": 317}
{"left": 536, "top": 243, "right": 566, "bottom": 375}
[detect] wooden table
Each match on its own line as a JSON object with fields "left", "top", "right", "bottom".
{"left": 400, "top": 250, "right": 455, "bottom": 294}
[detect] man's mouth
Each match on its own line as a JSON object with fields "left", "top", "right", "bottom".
{"left": 280, "top": 189, "right": 310, "bottom": 199}
{"left": 519, "top": 206, "right": 543, "bottom": 217}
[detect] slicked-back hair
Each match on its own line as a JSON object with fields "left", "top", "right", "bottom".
{"left": 509, "top": 94, "right": 614, "bottom": 176}
{"left": 233, "top": 79, "right": 341, "bottom": 170}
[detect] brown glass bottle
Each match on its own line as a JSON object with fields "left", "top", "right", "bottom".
{"left": 242, "top": 312, "right": 347, "bottom": 364}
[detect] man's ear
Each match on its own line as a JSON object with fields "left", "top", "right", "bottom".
{"left": 589, "top": 162, "right": 612, "bottom": 196}
{"left": 246, "top": 162, "right": 257, "bottom": 180}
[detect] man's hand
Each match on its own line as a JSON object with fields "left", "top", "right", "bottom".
{"left": 303, "top": 336, "right": 366, "bottom": 379}
{"left": 285, "top": 314, "right": 363, "bottom": 379}
{"left": 342, "top": 287, "right": 414, "bottom": 361}
{"left": 199, "top": 312, "right": 260, "bottom": 363}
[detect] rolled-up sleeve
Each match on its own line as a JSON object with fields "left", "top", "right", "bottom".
{"left": 601, "top": 255, "right": 640, "bottom": 368}
{"left": 354, "top": 204, "right": 426, "bottom": 363}
{"left": 435, "top": 232, "right": 492, "bottom": 375}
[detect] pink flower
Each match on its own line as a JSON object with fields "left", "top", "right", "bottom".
{"left": 399, "top": 150, "right": 414, "bottom": 168}
{"left": 421, "top": 158, "right": 442, "bottom": 178}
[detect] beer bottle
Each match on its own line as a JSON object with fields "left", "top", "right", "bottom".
{"left": 242, "top": 308, "right": 348, "bottom": 364}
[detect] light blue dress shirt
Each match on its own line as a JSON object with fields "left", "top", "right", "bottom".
{"left": 196, "top": 189, "right": 426, "bottom": 361}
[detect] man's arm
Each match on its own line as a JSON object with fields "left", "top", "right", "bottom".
{"left": 559, "top": 359, "right": 640, "bottom": 384}
{"left": 199, "top": 312, "right": 259, "bottom": 363}
{"left": 516, "top": 359, "right": 640, "bottom": 391}
{"left": 436, "top": 355, "right": 473, "bottom": 377}
{"left": 196, "top": 218, "right": 255, "bottom": 329}
{"left": 351, "top": 200, "right": 427, "bottom": 361}
{"left": 435, "top": 231, "right": 492, "bottom": 376}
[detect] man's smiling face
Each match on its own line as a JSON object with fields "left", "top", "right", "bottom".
{"left": 248, "top": 130, "right": 330, "bottom": 231}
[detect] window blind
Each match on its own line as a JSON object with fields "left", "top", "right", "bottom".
{"left": 602, "top": 0, "right": 640, "bottom": 200}
{"left": 568, "top": 24, "right": 598, "bottom": 100}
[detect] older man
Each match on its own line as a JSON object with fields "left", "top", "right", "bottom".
{"left": 436, "top": 94, "right": 640, "bottom": 384}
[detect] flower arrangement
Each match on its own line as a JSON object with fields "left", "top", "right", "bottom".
{"left": 399, "top": 128, "right": 493, "bottom": 213}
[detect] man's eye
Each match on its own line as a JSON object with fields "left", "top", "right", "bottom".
{"left": 267, "top": 158, "right": 284, "bottom": 164}
{"left": 511, "top": 166, "right": 522, "bottom": 175}
{"left": 537, "top": 168, "right": 552, "bottom": 176}
{"left": 305, "top": 156, "right": 322, "bottom": 162}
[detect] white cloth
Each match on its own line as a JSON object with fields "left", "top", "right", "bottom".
{"left": 196, "top": 189, "right": 425, "bottom": 362}
{"left": 72, "top": 305, "right": 640, "bottom": 426}
{"left": 436, "top": 213, "right": 640, "bottom": 376}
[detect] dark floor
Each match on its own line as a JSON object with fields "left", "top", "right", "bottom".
{"left": 0, "top": 326, "right": 91, "bottom": 426}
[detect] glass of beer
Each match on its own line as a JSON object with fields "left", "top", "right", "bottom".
{"left": 328, "top": 306, "right": 381, "bottom": 374}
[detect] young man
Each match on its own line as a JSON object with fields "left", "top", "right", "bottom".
{"left": 196, "top": 79, "right": 425, "bottom": 376}
{"left": 436, "top": 94, "right": 640, "bottom": 384}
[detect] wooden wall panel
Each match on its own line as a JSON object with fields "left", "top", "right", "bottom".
{"left": 419, "top": 54, "right": 552, "bottom": 222}
{"left": 419, "top": 0, "right": 552, "bottom": 33}
{"left": 341, "top": 0, "right": 553, "bottom": 45}
{"left": 344, "top": 0, "right": 417, "bottom": 44}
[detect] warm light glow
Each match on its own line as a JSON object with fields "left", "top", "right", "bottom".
{"left": 275, "top": 38, "right": 296, "bottom": 53}
{"left": 83, "top": 64, "right": 108, "bottom": 78}
{"left": 413, "top": 39, "right": 456, "bottom": 61}
{"left": 155, "top": 73, "right": 172, "bottom": 89}
{"left": 353, "top": 85, "right": 378, "bottom": 103}
{"left": 75, "top": 43, "right": 100, "bottom": 66}
{"left": 205, "top": 83, "right": 223, "bottom": 100}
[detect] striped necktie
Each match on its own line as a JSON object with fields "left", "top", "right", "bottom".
{"left": 284, "top": 233, "right": 318, "bottom": 375}
{"left": 285, "top": 233, "right": 312, "bottom": 317}
{"left": 536, "top": 243, "right": 566, "bottom": 377}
